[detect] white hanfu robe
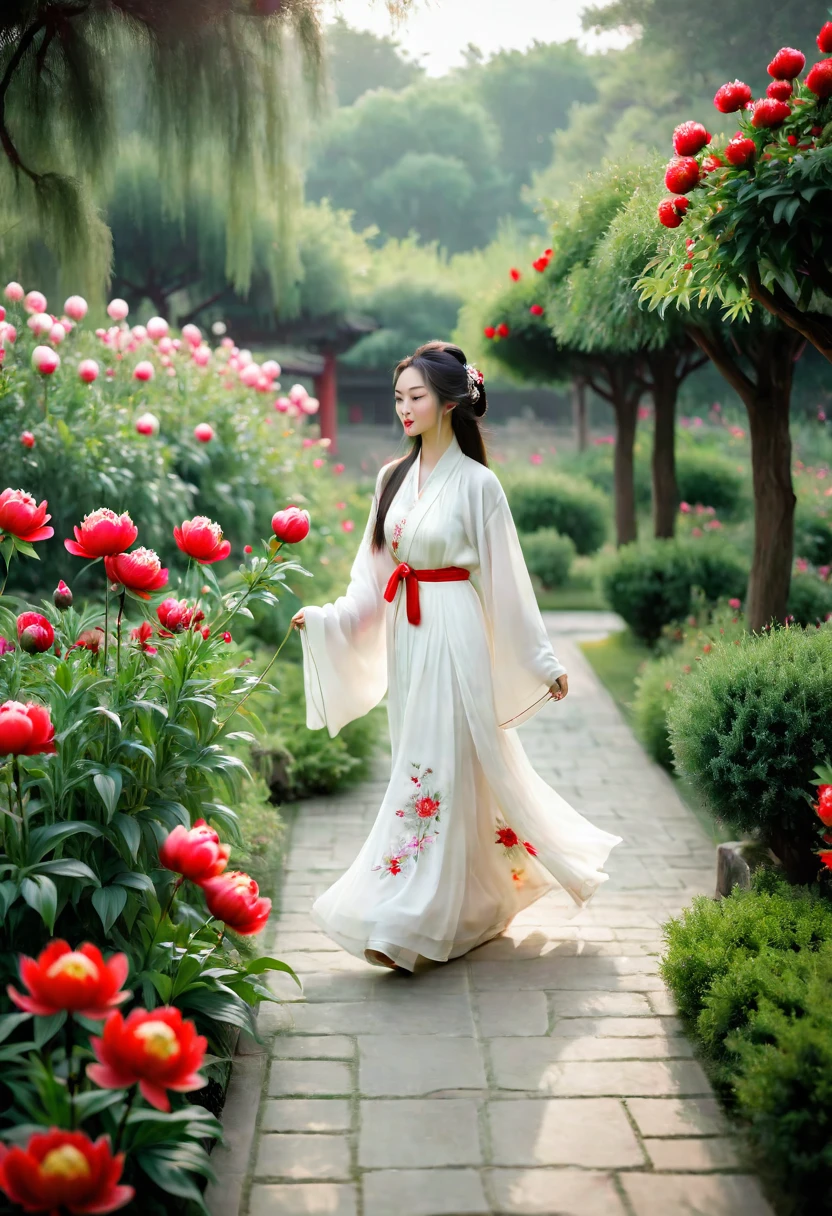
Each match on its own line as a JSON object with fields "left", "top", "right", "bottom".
{"left": 300, "top": 431, "right": 621, "bottom": 970}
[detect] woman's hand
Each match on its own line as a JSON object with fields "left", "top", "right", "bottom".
{"left": 290, "top": 608, "right": 305, "bottom": 631}
{"left": 549, "top": 674, "right": 568, "bottom": 701}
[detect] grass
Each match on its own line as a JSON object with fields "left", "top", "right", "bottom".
{"left": 579, "top": 627, "right": 650, "bottom": 725}
{"left": 537, "top": 585, "right": 608, "bottom": 611}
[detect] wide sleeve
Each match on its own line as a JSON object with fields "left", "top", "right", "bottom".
{"left": 299, "top": 466, "right": 394, "bottom": 738}
{"left": 474, "top": 481, "right": 568, "bottom": 731}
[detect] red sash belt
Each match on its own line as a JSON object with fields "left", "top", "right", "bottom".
{"left": 383, "top": 562, "right": 470, "bottom": 625}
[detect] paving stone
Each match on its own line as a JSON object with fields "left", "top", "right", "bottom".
{"left": 621, "top": 1173, "right": 775, "bottom": 1215}
{"left": 550, "top": 1016, "right": 681, "bottom": 1038}
{"left": 363, "top": 1169, "right": 490, "bottom": 1216}
{"left": 268, "top": 1059, "right": 353, "bottom": 1097}
{"left": 248, "top": 1182, "right": 358, "bottom": 1216}
{"left": 261, "top": 1099, "right": 352, "bottom": 1133}
{"left": 549, "top": 990, "right": 652, "bottom": 1017}
{"left": 475, "top": 990, "right": 549, "bottom": 1037}
{"left": 272, "top": 1035, "right": 355, "bottom": 1060}
{"left": 489, "top": 1041, "right": 710, "bottom": 1096}
{"left": 289, "top": 997, "right": 475, "bottom": 1036}
{"left": 647, "top": 990, "right": 679, "bottom": 1016}
{"left": 359, "top": 1099, "right": 482, "bottom": 1168}
{"left": 485, "top": 1167, "right": 627, "bottom": 1215}
{"left": 644, "top": 1137, "right": 740, "bottom": 1170}
{"left": 627, "top": 1096, "right": 729, "bottom": 1138}
{"left": 487, "top": 1098, "right": 644, "bottom": 1168}
{"left": 540, "top": 1035, "right": 692, "bottom": 1061}
{"left": 254, "top": 1133, "right": 351, "bottom": 1180}
{"left": 358, "top": 1035, "right": 486, "bottom": 1096}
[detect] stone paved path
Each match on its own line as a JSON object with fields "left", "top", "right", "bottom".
{"left": 213, "top": 612, "right": 774, "bottom": 1216}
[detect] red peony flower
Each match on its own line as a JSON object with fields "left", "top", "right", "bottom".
{"left": 483, "top": 326, "right": 496, "bottom": 339}
{"left": 194, "top": 423, "right": 214, "bottom": 444}
{"left": 64, "top": 508, "right": 138, "bottom": 559}
{"left": 751, "top": 98, "right": 792, "bottom": 128}
{"left": 766, "top": 79, "right": 793, "bottom": 101}
{"left": 173, "top": 516, "right": 231, "bottom": 564}
{"left": 672, "top": 121, "right": 711, "bottom": 155}
{"left": 200, "top": 871, "right": 272, "bottom": 935}
{"left": 53, "top": 580, "right": 73, "bottom": 611}
{"left": 159, "top": 819, "right": 230, "bottom": 883}
{"left": 0, "top": 1129, "right": 133, "bottom": 1215}
{"left": 664, "top": 156, "right": 700, "bottom": 194}
{"left": 272, "top": 506, "right": 310, "bottom": 544}
{"left": 0, "top": 701, "right": 55, "bottom": 756}
{"left": 20, "top": 431, "right": 35, "bottom": 449}
{"left": 529, "top": 303, "right": 544, "bottom": 317}
{"left": 414, "top": 796, "right": 439, "bottom": 819}
{"left": 16, "top": 612, "right": 54, "bottom": 654}
{"left": 496, "top": 322, "right": 510, "bottom": 338}
{"left": 496, "top": 826, "right": 519, "bottom": 849}
{"left": 157, "top": 598, "right": 190, "bottom": 633}
{"left": 130, "top": 620, "right": 157, "bottom": 655}
{"left": 819, "top": 23, "right": 832, "bottom": 53}
{"left": 87, "top": 1006, "right": 207, "bottom": 1113}
{"left": 509, "top": 268, "right": 521, "bottom": 281}
{"left": 657, "top": 196, "right": 689, "bottom": 228}
{"left": 700, "top": 154, "right": 724, "bottom": 174}
{"left": 103, "top": 548, "right": 168, "bottom": 599}
{"left": 73, "top": 628, "right": 105, "bottom": 654}
{"left": 8, "top": 941, "right": 130, "bottom": 1018}
{"left": 806, "top": 59, "right": 832, "bottom": 99}
{"left": 820, "top": 851, "right": 832, "bottom": 871}
{"left": 725, "top": 136, "right": 756, "bottom": 167}
{"left": 815, "top": 785, "right": 832, "bottom": 827}
{"left": 713, "top": 80, "right": 752, "bottom": 112}
{"left": 767, "top": 47, "right": 805, "bottom": 80}
{"left": 0, "top": 489, "right": 53, "bottom": 544}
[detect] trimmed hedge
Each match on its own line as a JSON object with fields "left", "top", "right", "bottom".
{"left": 667, "top": 623, "right": 832, "bottom": 883}
{"left": 788, "top": 571, "right": 832, "bottom": 626}
{"left": 505, "top": 473, "right": 608, "bottom": 555}
{"left": 795, "top": 502, "right": 832, "bottom": 566}
{"left": 662, "top": 874, "right": 832, "bottom": 1212}
{"left": 519, "top": 528, "right": 576, "bottom": 590}
{"left": 600, "top": 537, "right": 748, "bottom": 644}
{"left": 676, "top": 447, "right": 748, "bottom": 518}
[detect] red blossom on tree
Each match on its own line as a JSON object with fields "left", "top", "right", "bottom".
{"left": 664, "top": 156, "right": 700, "bottom": 194}
{"left": 806, "top": 58, "right": 832, "bottom": 98}
{"left": 767, "top": 47, "right": 806, "bottom": 80}
{"left": 751, "top": 98, "right": 792, "bottom": 128}
{"left": 672, "top": 121, "right": 711, "bottom": 155}
{"left": 713, "top": 80, "right": 752, "bottom": 112}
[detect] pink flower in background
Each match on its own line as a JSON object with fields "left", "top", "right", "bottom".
{"left": 334, "top": 463, "right": 345, "bottom": 474}
{"left": 795, "top": 557, "right": 809, "bottom": 573}
{"left": 335, "top": 502, "right": 346, "bottom": 510}
{"left": 637, "top": 405, "right": 651, "bottom": 421}
{"left": 728, "top": 598, "right": 742, "bottom": 609}
{"left": 529, "top": 453, "right": 543, "bottom": 465}
{"left": 342, "top": 519, "right": 355, "bottom": 533}
{"left": 692, "top": 526, "right": 703, "bottom": 537}
{"left": 679, "top": 502, "right": 691, "bottom": 514}
{"left": 313, "top": 458, "right": 325, "bottom": 468}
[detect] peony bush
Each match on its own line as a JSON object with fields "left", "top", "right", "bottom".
{"left": 0, "top": 478, "right": 312, "bottom": 1208}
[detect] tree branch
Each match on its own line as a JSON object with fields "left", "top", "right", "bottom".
{"left": 685, "top": 323, "right": 756, "bottom": 405}
{"left": 746, "top": 265, "right": 832, "bottom": 364}
{"left": 0, "top": 20, "right": 47, "bottom": 183}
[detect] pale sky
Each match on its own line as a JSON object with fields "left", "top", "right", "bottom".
{"left": 325, "top": 0, "right": 630, "bottom": 75}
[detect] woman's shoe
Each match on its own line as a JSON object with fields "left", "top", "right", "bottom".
{"left": 365, "top": 948, "right": 401, "bottom": 970}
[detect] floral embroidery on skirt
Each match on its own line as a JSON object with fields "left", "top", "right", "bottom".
{"left": 391, "top": 518, "right": 406, "bottom": 556}
{"left": 373, "top": 761, "right": 442, "bottom": 876}
{"left": 494, "top": 817, "right": 537, "bottom": 886}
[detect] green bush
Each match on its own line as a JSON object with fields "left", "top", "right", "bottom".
{"left": 632, "top": 653, "right": 678, "bottom": 768}
{"left": 661, "top": 876, "right": 832, "bottom": 1211}
{"left": 600, "top": 538, "right": 746, "bottom": 644}
{"left": 519, "top": 528, "right": 576, "bottom": 590}
{"left": 505, "top": 473, "right": 608, "bottom": 555}
{"left": 795, "top": 502, "right": 832, "bottom": 566}
{"left": 569, "top": 443, "right": 652, "bottom": 508}
{"left": 667, "top": 624, "right": 832, "bottom": 882}
{"left": 788, "top": 571, "right": 832, "bottom": 626}
{"left": 676, "top": 447, "right": 748, "bottom": 518}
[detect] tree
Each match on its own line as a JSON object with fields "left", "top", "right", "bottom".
{"left": 583, "top": 0, "right": 829, "bottom": 90}
{"left": 323, "top": 16, "right": 424, "bottom": 106}
{"left": 304, "top": 79, "right": 513, "bottom": 253}
{"left": 566, "top": 164, "right": 709, "bottom": 537}
{"left": 640, "top": 33, "right": 832, "bottom": 363}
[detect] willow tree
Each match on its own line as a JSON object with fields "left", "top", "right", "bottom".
{"left": 0, "top": 1, "right": 337, "bottom": 298}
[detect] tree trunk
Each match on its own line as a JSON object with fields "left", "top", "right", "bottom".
{"left": 611, "top": 370, "right": 639, "bottom": 547}
{"left": 747, "top": 268, "right": 832, "bottom": 364}
{"left": 648, "top": 352, "right": 679, "bottom": 539}
{"left": 571, "top": 377, "right": 588, "bottom": 452}
{"left": 744, "top": 343, "right": 796, "bottom": 631}
{"left": 688, "top": 325, "right": 798, "bottom": 631}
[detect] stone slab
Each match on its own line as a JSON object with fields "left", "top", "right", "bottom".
{"left": 268, "top": 1059, "right": 353, "bottom": 1098}
{"left": 488, "top": 1042, "right": 710, "bottom": 1096}
{"left": 254, "top": 1133, "right": 351, "bottom": 1181}
{"left": 261, "top": 1099, "right": 352, "bottom": 1133}
{"left": 627, "top": 1096, "right": 728, "bottom": 1138}
{"left": 486, "top": 1098, "right": 644, "bottom": 1168}
{"left": 359, "top": 1098, "right": 482, "bottom": 1168}
{"left": 475, "top": 990, "right": 549, "bottom": 1037}
{"left": 358, "top": 1035, "right": 486, "bottom": 1096}
{"left": 644, "top": 1137, "right": 740, "bottom": 1170}
{"left": 621, "top": 1173, "right": 775, "bottom": 1215}
{"left": 485, "top": 1168, "right": 628, "bottom": 1215}
{"left": 248, "top": 1183, "right": 358, "bottom": 1216}
{"left": 363, "top": 1169, "right": 490, "bottom": 1216}
{"left": 272, "top": 1035, "right": 355, "bottom": 1060}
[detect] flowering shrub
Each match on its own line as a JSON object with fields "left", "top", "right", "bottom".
{"left": 0, "top": 477, "right": 309, "bottom": 1206}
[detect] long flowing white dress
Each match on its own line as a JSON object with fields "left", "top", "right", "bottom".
{"left": 299, "top": 431, "right": 621, "bottom": 970}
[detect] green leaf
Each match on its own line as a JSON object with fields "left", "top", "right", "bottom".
{"left": 243, "top": 957, "right": 302, "bottom": 988}
{"left": 91, "top": 884, "right": 127, "bottom": 933}
{"left": 0, "top": 1013, "right": 32, "bottom": 1045}
{"left": 0, "top": 880, "right": 18, "bottom": 918}
{"left": 73, "top": 1088, "right": 126, "bottom": 1121}
{"left": 12, "top": 539, "right": 39, "bottom": 561}
{"left": 147, "top": 971, "right": 172, "bottom": 1003}
{"left": 112, "top": 870, "right": 155, "bottom": 893}
{"left": 135, "top": 1150, "right": 211, "bottom": 1208}
{"left": 20, "top": 875, "right": 57, "bottom": 932}
{"left": 112, "top": 813, "right": 141, "bottom": 861}
{"left": 92, "top": 707, "right": 122, "bottom": 730}
{"left": 34, "top": 1010, "right": 67, "bottom": 1048}
{"left": 36, "top": 859, "right": 99, "bottom": 885}
{"left": 93, "top": 770, "right": 123, "bottom": 820}
{"left": 28, "top": 822, "right": 103, "bottom": 862}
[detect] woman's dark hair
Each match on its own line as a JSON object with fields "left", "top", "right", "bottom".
{"left": 371, "top": 341, "right": 490, "bottom": 552}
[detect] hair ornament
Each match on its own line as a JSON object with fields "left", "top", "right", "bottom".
{"left": 464, "top": 362, "right": 484, "bottom": 403}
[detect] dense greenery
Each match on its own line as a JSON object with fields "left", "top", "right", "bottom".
{"left": 662, "top": 872, "right": 832, "bottom": 1213}
{"left": 504, "top": 473, "right": 608, "bottom": 556}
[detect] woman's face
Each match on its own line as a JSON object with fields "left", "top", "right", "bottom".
{"left": 394, "top": 366, "right": 452, "bottom": 439}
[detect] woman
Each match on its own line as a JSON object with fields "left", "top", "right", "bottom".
{"left": 291, "top": 341, "right": 621, "bottom": 972}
